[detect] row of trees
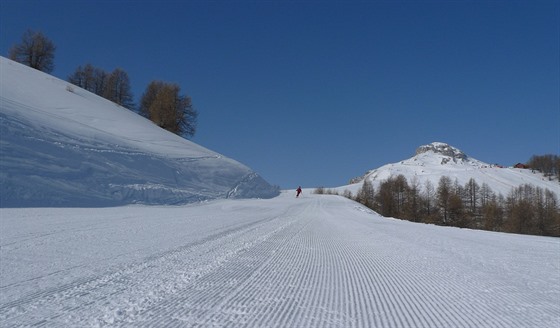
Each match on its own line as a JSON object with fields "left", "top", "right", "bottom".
{"left": 8, "top": 29, "right": 197, "bottom": 138}
{"left": 527, "top": 154, "right": 560, "bottom": 181}
{"left": 68, "top": 65, "right": 134, "bottom": 110}
{"left": 317, "top": 176, "right": 560, "bottom": 237}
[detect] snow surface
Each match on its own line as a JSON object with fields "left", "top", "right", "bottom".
{"left": 0, "top": 56, "right": 279, "bottom": 207}
{"left": 338, "top": 142, "right": 560, "bottom": 198}
{"left": 1, "top": 192, "right": 559, "bottom": 327}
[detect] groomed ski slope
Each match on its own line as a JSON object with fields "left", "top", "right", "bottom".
{"left": 1, "top": 192, "right": 559, "bottom": 327}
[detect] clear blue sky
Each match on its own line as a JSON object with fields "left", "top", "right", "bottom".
{"left": 1, "top": 0, "right": 559, "bottom": 189}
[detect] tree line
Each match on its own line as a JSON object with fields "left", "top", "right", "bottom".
{"left": 8, "top": 29, "right": 197, "bottom": 138}
{"left": 68, "top": 64, "right": 134, "bottom": 110}
{"left": 316, "top": 175, "right": 560, "bottom": 237}
{"left": 527, "top": 155, "right": 560, "bottom": 181}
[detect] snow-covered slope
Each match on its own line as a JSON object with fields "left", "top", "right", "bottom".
{"left": 1, "top": 193, "right": 558, "bottom": 327}
{"left": 340, "top": 142, "right": 559, "bottom": 196}
{"left": 0, "top": 57, "right": 279, "bottom": 207}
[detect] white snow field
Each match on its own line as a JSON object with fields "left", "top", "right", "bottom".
{"left": 1, "top": 192, "right": 559, "bottom": 327}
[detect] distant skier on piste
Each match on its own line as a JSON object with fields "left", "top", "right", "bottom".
{"left": 296, "top": 186, "right": 302, "bottom": 198}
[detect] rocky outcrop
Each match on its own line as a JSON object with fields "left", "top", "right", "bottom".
{"left": 416, "top": 142, "right": 468, "bottom": 163}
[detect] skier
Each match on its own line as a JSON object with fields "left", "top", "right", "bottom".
{"left": 296, "top": 186, "right": 302, "bottom": 198}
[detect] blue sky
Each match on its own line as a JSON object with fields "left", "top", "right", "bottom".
{"left": 1, "top": 0, "right": 559, "bottom": 189}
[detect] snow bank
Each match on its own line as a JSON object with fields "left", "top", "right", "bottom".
{"left": 0, "top": 57, "right": 279, "bottom": 207}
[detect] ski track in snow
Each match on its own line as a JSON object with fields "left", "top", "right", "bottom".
{"left": 1, "top": 194, "right": 559, "bottom": 327}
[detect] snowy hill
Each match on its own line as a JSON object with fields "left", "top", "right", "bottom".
{"left": 0, "top": 57, "right": 279, "bottom": 207}
{"left": 340, "top": 142, "right": 559, "bottom": 196}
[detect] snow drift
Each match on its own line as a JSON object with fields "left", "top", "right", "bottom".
{"left": 340, "top": 142, "right": 559, "bottom": 197}
{"left": 0, "top": 57, "right": 279, "bottom": 207}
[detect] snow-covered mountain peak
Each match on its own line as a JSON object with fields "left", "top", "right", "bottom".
{"left": 341, "top": 142, "right": 558, "bottom": 197}
{"left": 415, "top": 142, "right": 467, "bottom": 160}
{"left": 410, "top": 142, "right": 483, "bottom": 167}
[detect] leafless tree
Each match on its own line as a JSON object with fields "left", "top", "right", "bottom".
{"left": 68, "top": 65, "right": 133, "bottom": 110}
{"left": 103, "top": 68, "right": 134, "bottom": 109}
{"left": 9, "top": 29, "right": 56, "bottom": 73}
{"left": 140, "top": 81, "right": 198, "bottom": 138}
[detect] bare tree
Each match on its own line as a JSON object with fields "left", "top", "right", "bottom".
{"left": 356, "top": 179, "right": 375, "bottom": 208}
{"left": 482, "top": 195, "right": 503, "bottom": 231}
{"left": 543, "top": 189, "right": 560, "bottom": 236}
{"left": 423, "top": 180, "right": 436, "bottom": 221}
{"left": 480, "top": 183, "right": 492, "bottom": 208}
{"left": 103, "top": 68, "right": 134, "bottom": 109}
{"left": 140, "top": 81, "right": 198, "bottom": 137}
{"left": 68, "top": 65, "right": 133, "bottom": 109}
{"left": 528, "top": 154, "right": 560, "bottom": 181}
{"left": 68, "top": 64, "right": 96, "bottom": 92}
{"left": 437, "top": 176, "right": 452, "bottom": 225}
{"left": 465, "top": 178, "right": 479, "bottom": 215}
{"left": 406, "top": 176, "right": 421, "bottom": 221}
{"left": 374, "top": 175, "right": 410, "bottom": 218}
{"left": 9, "top": 29, "right": 56, "bottom": 73}
{"left": 91, "top": 67, "right": 108, "bottom": 95}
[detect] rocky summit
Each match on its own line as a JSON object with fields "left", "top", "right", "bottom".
{"left": 415, "top": 142, "right": 467, "bottom": 161}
